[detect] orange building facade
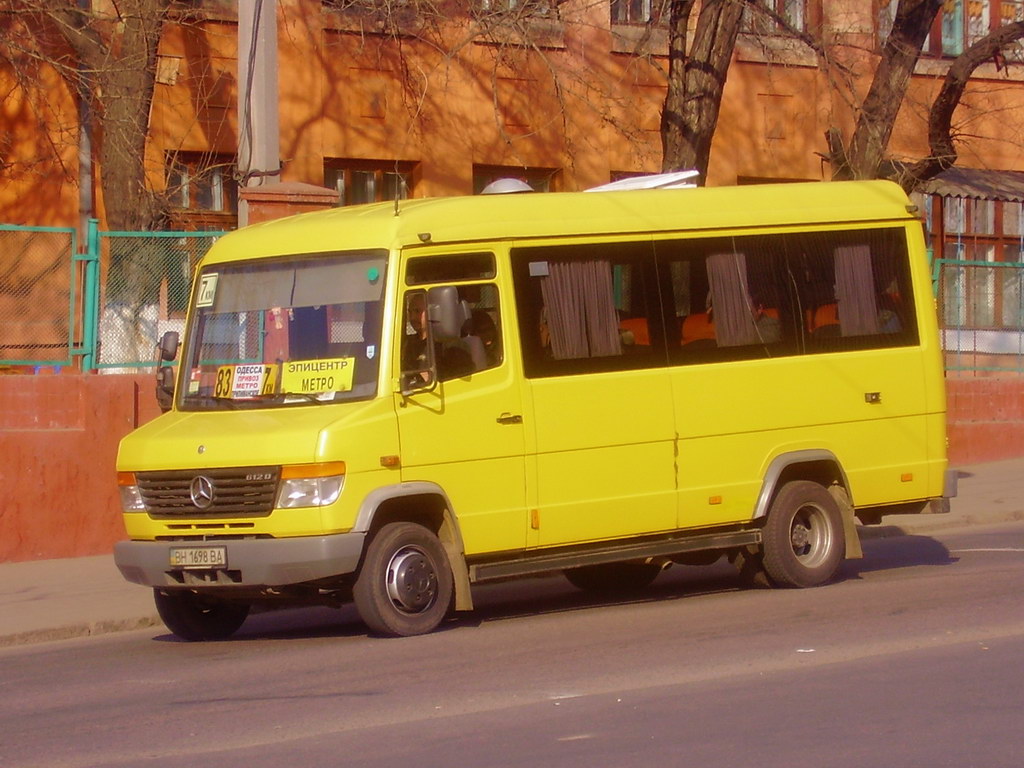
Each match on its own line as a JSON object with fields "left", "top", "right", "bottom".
{"left": 2, "top": 0, "right": 1024, "bottom": 232}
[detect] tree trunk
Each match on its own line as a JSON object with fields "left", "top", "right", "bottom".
{"left": 661, "top": 0, "right": 743, "bottom": 179}
{"left": 837, "top": 0, "right": 941, "bottom": 180}
{"left": 44, "top": 0, "right": 170, "bottom": 230}
{"left": 902, "top": 20, "right": 1024, "bottom": 189}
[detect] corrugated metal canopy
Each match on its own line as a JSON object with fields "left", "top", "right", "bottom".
{"left": 921, "top": 167, "right": 1024, "bottom": 202}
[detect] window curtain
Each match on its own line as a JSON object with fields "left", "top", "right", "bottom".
{"left": 540, "top": 260, "right": 623, "bottom": 360}
{"left": 707, "top": 252, "right": 759, "bottom": 346}
{"left": 835, "top": 245, "right": 880, "bottom": 336}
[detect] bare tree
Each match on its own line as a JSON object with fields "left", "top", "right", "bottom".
{"left": 822, "top": 0, "right": 1024, "bottom": 189}
{"left": 660, "top": 0, "right": 745, "bottom": 178}
{"left": 903, "top": 20, "right": 1024, "bottom": 188}
{"left": 1, "top": 0, "right": 172, "bottom": 230}
{"left": 827, "top": 0, "right": 942, "bottom": 181}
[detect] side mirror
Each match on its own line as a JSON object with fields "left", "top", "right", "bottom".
{"left": 155, "top": 331, "right": 179, "bottom": 412}
{"left": 156, "top": 367, "right": 175, "bottom": 413}
{"left": 427, "top": 285, "right": 470, "bottom": 340}
{"left": 158, "top": 331, "right": 179, "bottom": 362}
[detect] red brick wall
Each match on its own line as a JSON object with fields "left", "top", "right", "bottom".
{"left": 0, "top": 373, "right": 160, "bottom": 563}
{"left": 946, "top": 377, "right": 1024, "bottom": 466}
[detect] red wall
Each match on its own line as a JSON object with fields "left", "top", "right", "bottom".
{"left": 946, "top": 377, "right": 1024, "bottom": 466}
{"left": 0, "top": 373, "right": 1017, "bottom": 563}
{"left": 0, "top": 373, "right": 160, "bottom": 563}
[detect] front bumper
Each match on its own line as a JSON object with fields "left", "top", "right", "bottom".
{"left": 114, "top": 532, "right": 366, "bottom": 588}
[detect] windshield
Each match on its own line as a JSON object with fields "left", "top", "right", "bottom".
{"left": 180, "top": 250, "right": 387, "bottom": 410}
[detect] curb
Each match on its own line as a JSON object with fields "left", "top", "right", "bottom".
{"left": 0, "top": 615, "right": 162, "bottom": 649}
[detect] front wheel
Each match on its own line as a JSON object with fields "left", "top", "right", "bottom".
{"left": 153, "top": 589, "right": 250, "bottom": 641}
{"left": 353, "top": 522, "right": 454, "bottom": 637}
{"left": 761, "top": 480, "right": 845, "bottom": 588}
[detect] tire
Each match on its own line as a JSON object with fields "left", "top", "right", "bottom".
{"left": 761, "top": 480, "right": 845, "bottom": 588}
{"left": 353, "top": 522, "right": 454, "bottom": 637}
{"left": 153, "top": 589, "right": 250, "bottom": 641}
{"left": 563, "top": 561, "right": 662, "bottom": 592}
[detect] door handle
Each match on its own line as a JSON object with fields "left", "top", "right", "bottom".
{"left": 496, "top": 413, "right": 523, "bottom": 425}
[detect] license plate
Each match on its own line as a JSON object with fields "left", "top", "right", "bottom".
{"left": 169, "top": 546, "right": 227, "bottom": 569}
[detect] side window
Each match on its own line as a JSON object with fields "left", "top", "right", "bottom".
{"left": 658, "top": 235, "right": 794, "bottom": 365}
{"left": 791, "top": 228, "right": 918, "bottom": 353}
{"left": 401, "top": 283, "right": 503, "bottom": 385}
{"left": 656, "top": 227, "right": 917, "bottom": 364}
{"left": 512, "top": 241, "right": 663, "bottom": 378}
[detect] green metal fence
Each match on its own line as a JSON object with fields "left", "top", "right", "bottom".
{"left": 0, "top": 221, "right": 222, "bottom": 372}
{"left": 96, "top": 229, "right": 223, "bottom": 370}
{"left": 933, "top": 257, "right": 1024, "bottom": 373}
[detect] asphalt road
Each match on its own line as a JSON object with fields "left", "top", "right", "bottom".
{"left": 2, "top": 523, "right": 1022, "bottom": 768}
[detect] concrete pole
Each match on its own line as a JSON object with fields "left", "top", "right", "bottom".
{"left": 237, "top": 0, "right": 280, "bottom": 228}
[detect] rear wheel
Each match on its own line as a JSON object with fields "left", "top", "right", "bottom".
{"left": 761, "top": 480, "right": 845, "bottom": 588}
{"left": 563, "top": 562, "right": 662, "bottom": 592}
{"left": 153, "top": 589, "right": 250, "bottom": 641}
{"left": 353, "top": 522, "right": 454, "bottom": 637}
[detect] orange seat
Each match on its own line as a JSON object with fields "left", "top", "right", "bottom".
{"left": 619, "top": 317, "right": 650, "bottom": 346}
{"left": 808, "top": 303, "right": 838, "bottom": 332}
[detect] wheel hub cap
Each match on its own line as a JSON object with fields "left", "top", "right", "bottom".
{"left": 386, "top": 546, "right": 438, "bottom": 613}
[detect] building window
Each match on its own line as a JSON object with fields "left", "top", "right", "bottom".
{"left": 324, "top": 160, "right": 415, "bottom": 206}
{"left": 611, "top": 0, "right": 667, "bottom": 24}
{"left": 472, "top": 165, "right": 558, "bottom": 194}
{"left": 477, "top": 0, "right": 559, "bottom": 18}
{"left": 931, "top": 195, "right": 1024, "bottom": 329}
{"left": 165, "top": 152, "right": 237, "bottom": 230}
{"left": 921, "top": 0, "right": 1024, "bottom": 59}
{"left": 742, "top": 0, "right": 808, "bottom": 35}
{"left": 166, "top": 153, "right": 237, "bottom": 215}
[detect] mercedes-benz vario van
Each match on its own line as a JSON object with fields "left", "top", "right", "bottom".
{"left": 114, "top": 180, "right": 956, "bottom": 640}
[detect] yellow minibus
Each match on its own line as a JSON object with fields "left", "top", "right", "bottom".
{"left": 114, "top": 179, "right": 956, "bottom": 640}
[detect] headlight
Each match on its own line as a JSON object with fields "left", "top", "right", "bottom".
{"left": 275, "top": 462, "right": 346, "bottom": 509}
{"left": 117, "top": 472, "right": 146, "bottom": 511}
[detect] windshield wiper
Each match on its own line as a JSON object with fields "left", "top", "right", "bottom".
{"left": 251, "top": 391, "right": 334, "bottom": 405}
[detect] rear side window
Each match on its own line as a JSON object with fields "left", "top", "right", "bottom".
{"left": 512, "top": 226, "right": 919, "bottom": 378}
{"left": 657, "top": 227, "right": 918, "bottom": 365}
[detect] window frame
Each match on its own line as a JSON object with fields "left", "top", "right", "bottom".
{"left": 916, "top": 0, "right": 1024, "bottom": 59}
{"left": 324, "top": 159, "right": 416, "bottom": 207}
{"left": 165, "top": 151, "right": 238, "bottom": 225}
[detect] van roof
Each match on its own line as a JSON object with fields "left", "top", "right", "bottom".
{"left": 208, "top": 179, "right": 916, "bottom": 264}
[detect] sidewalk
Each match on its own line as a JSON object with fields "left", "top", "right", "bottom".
{"left": 2, "top": 458, "right": 1022, "bottom": 648}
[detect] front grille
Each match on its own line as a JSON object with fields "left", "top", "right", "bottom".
{"left": 137, "top": 467, "right": 280, "bottom": 519}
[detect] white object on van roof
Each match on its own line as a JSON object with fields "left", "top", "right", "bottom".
{"left": 481, "top": 178, "right": 535, "bottom": 194}
{"left": 585, "top": 170, "right": 700, "bottom": 192}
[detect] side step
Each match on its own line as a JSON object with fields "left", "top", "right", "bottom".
{"left": 469, "top": 529, "right": 762, "bottom": 584}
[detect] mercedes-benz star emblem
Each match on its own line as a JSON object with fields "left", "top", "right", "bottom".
{"left": 190, "top": 475, "right": 215, "bottom": 509}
